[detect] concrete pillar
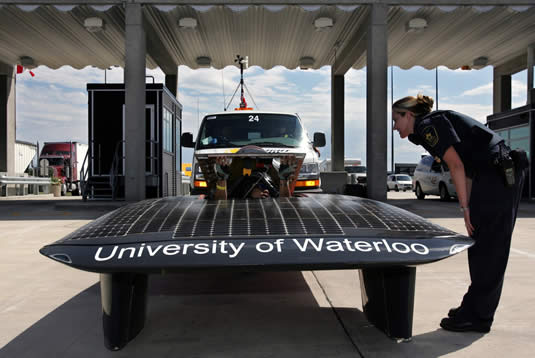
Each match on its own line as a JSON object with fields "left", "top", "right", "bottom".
{"left": 493, "top": 70, "right": 511, "bottom": 114}
{"left": 125, "top": 3, "right": 146, "bottom": 201}
{"left": 165, "top": 74, "right": 178, "bottom": 98}
{"left": 527, "top": 45, "right": 534, "bottom": 105}
{"left": 0, "top": 63, "right": 15, "bottom": 175}
{"left": 366, "top": 4, "right": 388, "bottom": 201}
{"left": 331, "top": 72, "right": 344, "bottom": 172}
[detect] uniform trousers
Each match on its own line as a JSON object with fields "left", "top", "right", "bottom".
{"left": 459, "top": 163, "right": 526, "bottom": 326}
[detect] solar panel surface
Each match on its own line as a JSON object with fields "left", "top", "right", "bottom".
{"left": 56, "top": 195, "right": 457, "bottom": 243}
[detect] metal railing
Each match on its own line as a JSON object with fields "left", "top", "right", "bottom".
{"left": 81, "top": 138, "right": 161, "bottom": 200}
{"left": 109, "top": 140, "right": 125, "bottom": 201}
{"left": 0, "top": 175, "right": 52, "bottom": 197}
{"left": 80, "top": 149, "right": 90, "bottom": 200}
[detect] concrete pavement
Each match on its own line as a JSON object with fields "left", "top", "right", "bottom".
{"left": 0, "top": 193, "right": 534, "bottom": 357}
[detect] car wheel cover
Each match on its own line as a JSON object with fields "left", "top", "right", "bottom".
{"left": 416, "top": 183, "right": 425, "bottom": 199}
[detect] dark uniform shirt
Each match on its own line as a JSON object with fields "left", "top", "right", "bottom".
{"left": 408, "top": 110, "right": 503, "bottom": 178}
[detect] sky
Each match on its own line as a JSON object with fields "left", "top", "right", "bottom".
{"left": 15, "top": 63, "right": 529, "bottom": 170}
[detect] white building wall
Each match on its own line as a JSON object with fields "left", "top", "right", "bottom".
{"left": 14, "top": 141, "right": 37, "bottom": 174}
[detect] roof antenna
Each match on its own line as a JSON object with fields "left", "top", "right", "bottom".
{"left": 221, "top": 68, "right": 226, "bottom": 111}
{"left": 236, "top": 55, "right": 248, "bottom": 109}
{"left": 224, "top": 55, "right": 255, "bottom": 111}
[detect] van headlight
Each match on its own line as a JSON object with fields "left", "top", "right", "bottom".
{"left": 298, "top": 163, "right": 320, "bottom": 179}
{"left": 194, "top": 163, "right": 204, "bottom": 180}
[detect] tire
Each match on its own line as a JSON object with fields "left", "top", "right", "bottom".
{"left": 439, "top": 183, "right": 450, "bottom": 202}
{"left": 415, "top": 183, "right": 425, "bottom": 200}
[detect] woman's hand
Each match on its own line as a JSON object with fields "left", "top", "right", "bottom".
{"left": 463, "top": 208, "right": 475, "bottom": 237}
{"left": 279, "top": 156, "right": 297, "bottom": 181}
{"left": 443, "top": 147, "right": 474, "bottom": 237}
{"left": 214, "top": 156, "right": 231, "bottom": 180}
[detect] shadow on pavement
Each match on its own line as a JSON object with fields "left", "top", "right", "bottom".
{"left": 0, "top": 271, "right": 483, "bottom": 358}
{"left": 0, "top": 199, "right": 120, "bottom": 221}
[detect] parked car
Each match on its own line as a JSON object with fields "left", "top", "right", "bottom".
{"left": 345, "top": 165, "right": 367, "bottom": 184}
{"left": 412, "top": 155, "right": 457, "bottom": 201}
{"left": 387, "top": 174, "right": 413, "bottom": 192}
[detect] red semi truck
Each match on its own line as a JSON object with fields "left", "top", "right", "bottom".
{"left": 39, "top": 142, "right": 89, "bottom": 196}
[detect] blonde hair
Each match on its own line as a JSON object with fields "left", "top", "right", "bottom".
{"left": 392, "top": 93, "right": 434, "bottom": 116}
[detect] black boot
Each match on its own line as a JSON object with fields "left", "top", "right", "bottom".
{"left": 440, "top": 315, "right": 491, "bottom": 333}
{"left": 448, "top": 306, "right": 460, "bottom": 318}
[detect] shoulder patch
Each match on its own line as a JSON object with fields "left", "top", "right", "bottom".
{"left": 422, "top": 126, "right": 439, "bottom": 147}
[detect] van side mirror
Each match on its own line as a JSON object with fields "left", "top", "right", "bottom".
{"left": 313, "top": 132, "right": 326, "bottom": 147}
{"left": 181, "top": 133, "right": 195, "bottom": 148}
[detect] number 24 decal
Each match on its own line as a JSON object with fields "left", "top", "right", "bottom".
{"left": 248, "top": 115, "right": 260, "bottom": 122}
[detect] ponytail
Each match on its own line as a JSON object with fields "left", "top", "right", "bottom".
{"left": 393, "top": 93, "right": 434, "bottom": 116}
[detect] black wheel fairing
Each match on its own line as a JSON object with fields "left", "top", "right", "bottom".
{"left": 40, "top": 194, "right": 473, "bottom": 273}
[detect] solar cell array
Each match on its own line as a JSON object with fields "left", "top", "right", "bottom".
{"left": 58, "top": 195, "right": 456, "bottom": 242}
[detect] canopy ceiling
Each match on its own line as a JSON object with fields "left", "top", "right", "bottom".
{"left": 0, "top": 2, "right": 534, "bottom": 72}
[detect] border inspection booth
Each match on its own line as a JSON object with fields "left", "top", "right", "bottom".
{"left": 85, "top": 83, "right": 182, "bottom": 200}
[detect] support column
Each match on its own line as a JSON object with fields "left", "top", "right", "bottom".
{"left": 101, "top": 273, "right": 149, "bottom": 350}
{"left": 165, "top": 73, "right": 180, "bottom": 195}
{"left": 493, "top": 70, "right": 511, "bottom": 114}
{"left": 165, "top": 74, "right": 178, "bottom": 98}
{"left": 527, "top": 45, "right": 534, "bottom": 105}
{"left": 0, "top": 63, "right": 15, "bottom": 175}
{"left": 125, "top": 3, "right": 146, "bottom": 202}
{"left": 359, "top": 266, "right": 416, "bottom": 340}
{"left": 366, "top": 4, "right": 388, "bottom": 201}
{"left": 331, "top": 73, "right": 344, "bottom": 172}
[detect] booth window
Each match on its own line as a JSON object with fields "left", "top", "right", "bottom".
{"left": 176, "top": 118, "right": 181, "bottom": 169}
{"left": 163, "top": 108, "right": 173, "bottom": 153}
{"left": 496, "top": 125, "right": 530, "bottom": 158}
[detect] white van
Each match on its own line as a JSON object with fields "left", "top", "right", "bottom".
{"left": 413, "top": 155, "right": 457, "bottom": 201}
{"left": 181, "top": 110, "right": 325, "bottom": 195}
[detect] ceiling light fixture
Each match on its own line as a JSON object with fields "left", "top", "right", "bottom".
{"left": 299, "top": 56, "right": 315, "bottom": 70}
{"left": 472, "top": 56, "right": 489, "bottom": 69}
{"left": 178, "top": 17, "right": 197, "bottom": 29}
{"left": 19, "top": 56, "right": 35, "bottom": 68}
{"left": 84, "top": 17, "right": 104, "bottom": 32}
{"left": 314, "top": 17, "right": 334, "bottom": 31}
{"left": 405, "top": 17, "right": 427, "bottom": 33}
{"left": 196, "top": 56, "right": 211, "bottom": 68}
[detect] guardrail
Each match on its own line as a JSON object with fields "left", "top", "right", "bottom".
{"left": 0, "top": 175, "right": 51, "bottom": 196}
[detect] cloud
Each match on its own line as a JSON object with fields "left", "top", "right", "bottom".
{"left": 346, "top": 69, "right": 366, "bottom": 88}
{"left": 461, "top": 79, "right": 525, "bottom": 98}
{"left": 462, "top": 82, "right": 492, "bottom": 96}
{"left": 439, "top": 101, "right": 492, "bottom": 123}
{"left": 405, "top": 85, "right": 436, "bottom": 97}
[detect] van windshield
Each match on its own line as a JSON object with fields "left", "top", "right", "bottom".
{"left": 197, "top": 113, "right": 304, "bottom": 149}
{"left": 345, "top": 166, "right": 366, "bottom": 174}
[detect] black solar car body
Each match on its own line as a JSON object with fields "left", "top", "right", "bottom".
{"left": 41, "top": 194, "right": 473, "bottom": 350}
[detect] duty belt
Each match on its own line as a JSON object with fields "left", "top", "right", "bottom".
{"left": 492, "top": 141, "right": 515, "bottom": 187}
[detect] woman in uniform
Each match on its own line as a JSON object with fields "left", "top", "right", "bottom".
{"left": 392, "top": 94, "right": 527, "bottom": 333}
